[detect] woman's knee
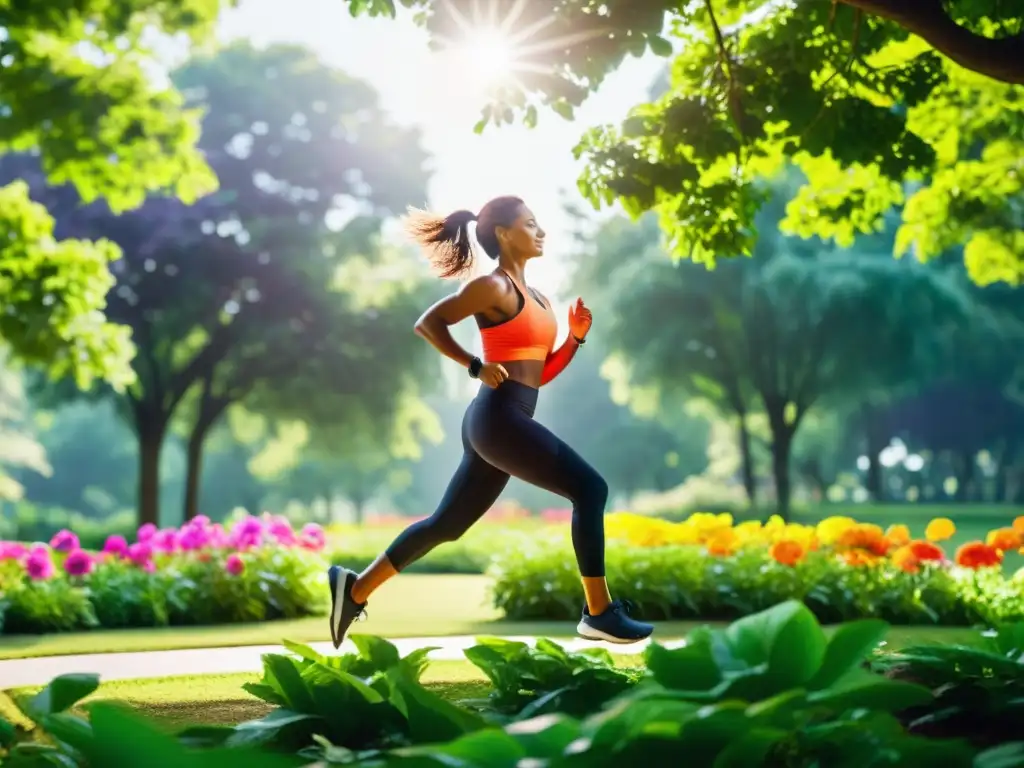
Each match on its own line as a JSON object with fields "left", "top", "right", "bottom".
{"left": 573, "top": 467, "right": 608, "bottom": 514}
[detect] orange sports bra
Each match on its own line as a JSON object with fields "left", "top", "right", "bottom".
{"left": 480, "top": 270, "right": 558, "bottom": 363}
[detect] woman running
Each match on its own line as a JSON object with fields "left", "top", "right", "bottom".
{"left": 328, "top": 196, "right": 654, "bottom": 647}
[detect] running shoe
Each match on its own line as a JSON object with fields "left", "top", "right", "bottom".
{"left": 328, "top": 565, "right": 367, "bottom": 649}
{"left": 577, "top": 599, "right": 654, "bottom": 644}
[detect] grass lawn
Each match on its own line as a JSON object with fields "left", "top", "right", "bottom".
{"left": 0, "top": 661, "right": 504, "bottom": 732}
{"left": 0, "top": 574, "right": 987, "bottom": 660}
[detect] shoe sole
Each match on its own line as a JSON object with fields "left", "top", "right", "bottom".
{"left": 576, "top": 620, "right": 653, "bottom": 645}
{"left": 328, "top": 565, "right": 343, "bottom": 649}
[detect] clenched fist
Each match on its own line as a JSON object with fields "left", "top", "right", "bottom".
{"left": 568, "top": 297, "right": 593, "bottom": 341}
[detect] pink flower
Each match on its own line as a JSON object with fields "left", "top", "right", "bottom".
{"left": 127, "top": 542, "right": 154, "bottom": 571}
{"left": 25, "top": 551, "right": 55, "bottom": 580}
{"left": 208, "top": 524, "right": 228, "bottom": 548}
{"left": 178, "top": 524, "right": 210, "bottom": 551}
{"left": 0, "top": 542, "right": 27, "bottom": 561}
{"left": 50, "top": 529, "right": 79, "bottom": 552}
{"left": 136, "top": 523, "right": 157, "bottom": 542}
{"left": 64, "top": 550, "right": 94, "bottom": 577}
{"left": 299, "top": 523, "right": 326, "bottom": 551}
{"left": 230, "top": 516, "right": 264, "bottom": 550}
{"left": 103, "top": 535, "right": 129, "bottom": 557}
{"left": 152, "top": 528, "right": 179, "bottom": 553}
{"left": 267, "top": 516, "right": 296, "bottom": 546}
{"left": 225, "top": 554, "right": 245, "bottom": 576}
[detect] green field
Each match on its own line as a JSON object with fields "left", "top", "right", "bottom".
{"left": 0, "top": 574, "right": 985, "bottom": 660}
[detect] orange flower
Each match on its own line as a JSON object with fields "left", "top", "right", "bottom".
{"left": 955, "top": 541, "right": 1003, "bottom": 569}
{"left": 986, "top": 527, "right": 1022, "bottom": 553}
{"left": 770, "top": 540, "right": 805, "bottom": 567}
{"left": 843, "top": 549, "right": 879, "bottom": 567}
{"left": 1013, "top": 516, "right": 1024, "bottom": 536}
{"left": 885, "top": 524, "right": 911, "bottom": 547}
{"left": 706, "top": 529, "right": 737, "bottom": 557}
{"left": 908, "top": 540, "right": 945, "bottom": 562}
{"left": 837, "top": 523, "right": 890, "bottom": 556}
{"left": 891, "top": 545, "right": 920, "bottom": 574}
{"left": 925, "top": 518, "right": 956, "bottom": 542}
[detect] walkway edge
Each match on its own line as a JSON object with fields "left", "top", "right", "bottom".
{"left": 0, "top": 634, "right": 687, "bottom": 690}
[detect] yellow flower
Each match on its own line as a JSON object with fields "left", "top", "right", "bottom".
{"left": 816, "top": 516, "right": 856, "bottom": 546}
{"left": 885, "top": 524, "right": 911, "bottom": 547}
{"left": 706, "top": 528, "right": 738, "bottom": 557}
{"left": 925, "top": 518, "right": 956, "bottom": 542}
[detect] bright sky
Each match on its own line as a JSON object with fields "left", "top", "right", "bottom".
{"left": 217, "top": 0, "right": 664, "bottom": 303}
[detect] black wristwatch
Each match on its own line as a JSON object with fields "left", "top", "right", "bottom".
{"left": 468, "top": 356, "right": 483, "bottom": 378}
{"left": 572, "top": 335, "right": 586, "bottom": 345}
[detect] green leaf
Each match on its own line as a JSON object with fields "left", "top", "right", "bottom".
{"left": 975, "top": 742, "right": 1024, "bottom": 768}
{"left": 263, "top": 654, "right": 317, "bottom": 712}
{"left": 505, "top": 713, "right": 582, "bottom": 757}
{"left": 350, "top": 634, "right": 402, "bottom": 670}
{"left": 400, "top": 646, "right": 439, "bottom": 681}
{"left": 384, "top": 728, "right": 526, "bottom": 765}
{"left": 647, "top": 35, "right": 673, "bottom": 57}
{"left": 387, "top": 665, "right": 490, "bottom": 743}
{"left": 0, "top": 715, "right": 15, "bottom": 748}
{"left": 724, "top": 600, "right": 826, "bottom": 688}
{"left": 240, "top": 682, "right": 287, "bottom": 707}
{"left": 807, "top": 671, "right": 933, "bottom": 713}
{"left": 810, "top": 619, "right": 889, "bottom": 690}
{"left": 712, "top": 726, "right": 789, "bottom": 767}
{"left": 644, "top": 641, "right": 722, "bottom": 691}
{"left": 280, "top": 639, "right": 325, "bottom": 664}
{"left": 39, "top": 712, "right": 94, "bottom": 753}
{"left": 26, "top": 674, "right": 100, "bottom": 719}
{"left": 226, "top": 708, "right": 319, "bottom": 749}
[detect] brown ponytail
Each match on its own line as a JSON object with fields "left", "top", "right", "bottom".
{"left": 404, "top": 196, "right": 525, "bottom": 279}
{"left": 404, "top": 207, "right": 478, "bottom": 279}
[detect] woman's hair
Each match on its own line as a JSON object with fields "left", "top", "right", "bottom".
{"left": 404, "top": 195, "right": 524, "bottom": 279}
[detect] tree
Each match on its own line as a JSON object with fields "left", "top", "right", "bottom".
{"left": 345, "top": 1, "right": 1024, "bottom": 286}
{"left": 0, "top": 0, "right": 228, "bottom": 385}
{"left": 575, "top": 191, "right": 971, "bottom": 517}
{"left": 10, "top": 43, "right": 436, "bottom": 526}
{"left": 0, "top": 349, "right": 51, "bottom": 505}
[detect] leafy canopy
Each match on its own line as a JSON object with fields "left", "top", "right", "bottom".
{"left": 343, "top": 0, "right": 1024, "bottom": 286}
{"left": 0, "top": 0, "right": 228, "bottom": 386}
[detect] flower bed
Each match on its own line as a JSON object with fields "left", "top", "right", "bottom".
{"left": 0, "top": 514, "right": 329, "bottom": 634}
{"left": 489, "top": 513, "right": 1024, "bottom": 625}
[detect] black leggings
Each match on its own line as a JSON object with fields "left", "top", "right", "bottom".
{"left": 385, "top": 379, "right": 608, "bottom": 577}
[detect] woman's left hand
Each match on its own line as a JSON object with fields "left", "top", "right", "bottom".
{"left": 568, "top": 297, "right": 592, "bottom": 341}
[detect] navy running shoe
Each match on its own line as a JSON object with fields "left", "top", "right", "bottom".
{"left": 328, "top": 565, "right": 367, "bottom": 649}
{"left": 577, "top": 599, "right": 653, "bottom": 644}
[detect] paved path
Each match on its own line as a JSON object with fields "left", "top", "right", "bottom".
{"left": 0, "top": 635, "right": 687, "bottom": 689}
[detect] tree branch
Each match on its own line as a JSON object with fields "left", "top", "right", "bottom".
{"left": 838, "top": 0, "right": 1024, "bottom": 84}
{"left": 704, "top": 0, "right": 746, "bottom": 142}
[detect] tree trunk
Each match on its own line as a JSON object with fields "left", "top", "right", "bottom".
{"left": 137, "top": 424, "right": 165, "bottom": 527}
{"left": 955, "top": 448, "right": 974, "bottom": 502}
{"left": 183, "top": 423, "right": 210, "bottom": 522}
{"left": 352, "top": 497, "right": 366, "bottom": 526}
{"left": 862, "top": 405, "right": 886, "bottom": 502}
{"left": 183, "top": 376, "right": 230, "bottom": 522}
{"left": 764, "top": 399, "right": 796, "bottom": 522}
{"left": 737, "top": 413, "right": 757, "bottom": 506}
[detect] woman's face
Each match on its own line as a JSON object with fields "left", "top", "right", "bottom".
{"left": 498, "top": 204, "right": 545, "bottom": 259}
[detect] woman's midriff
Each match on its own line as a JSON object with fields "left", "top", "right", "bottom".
{"left": 498, "top": 359, "right": 544, "bottom": 389}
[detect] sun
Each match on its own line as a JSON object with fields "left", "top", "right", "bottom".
{"left": 456, "top": 26, "right": 518, "bottom": 87}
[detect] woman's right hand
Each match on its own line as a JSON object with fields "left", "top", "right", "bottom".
{"left": 479, "top": 362, "right": 509, "bottom": 388}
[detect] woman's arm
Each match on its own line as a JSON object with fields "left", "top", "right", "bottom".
{"left": 540, "top": 335, "right": 581, "bottom": 386}
{"left": 413, "top": 275, "right": 504, "bottom": 368}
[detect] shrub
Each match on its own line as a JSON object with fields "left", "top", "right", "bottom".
{"left": 488, "top": 513, "right": 1024, "bottom": 625}
{"left": 0, "top": 513, "right": 329, "bottom": 634}
{"left": 325, "top": 520, "right": 538, "bottom": 574}
{"left": 9, "top": 607, "right": 1024, "bottom": 766}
